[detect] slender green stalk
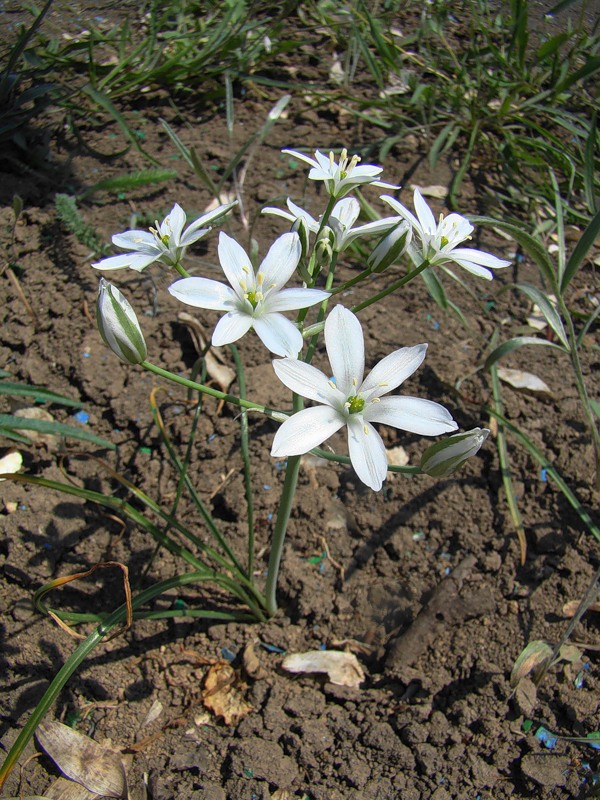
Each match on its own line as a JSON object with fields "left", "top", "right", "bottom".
{"left": 173, "top": 262, "right": 190, "bottom": 278}
{"left": 229, "top": 344, "right": 256, "bottom": 580}
{"left": 485, "top": 407, "right": 600, "bottom": 544}
{"left": 142, "top": 360, "right": 282, "bottom": 418}
{"left": 264, "top": 453, "right": 302, "bottom": 616}
{"left": 351, "top": 260, "right": 430, "bottom": 313}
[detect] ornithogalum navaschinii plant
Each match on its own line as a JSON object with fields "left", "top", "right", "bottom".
{"left": 88, "top": 145, "right": 508, "bottom": 616}
{"left": 0, "top": 145, "right": 512, "bottom": 789}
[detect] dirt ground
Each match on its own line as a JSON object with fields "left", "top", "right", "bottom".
{"left": 1, "top": 4, "right": 599, "bottom": 799}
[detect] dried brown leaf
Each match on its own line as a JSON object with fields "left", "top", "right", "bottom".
{"left": 202, "top": 662, "right": 253, "bottom": 725}
{"left": 36, "top": 721, "right": 127, "bottom": 798}
{"left": 282, "top": 650, "right": 365, "bottom": 688}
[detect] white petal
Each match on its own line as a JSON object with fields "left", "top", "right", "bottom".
{"left": 183, "top": 201, "right": 236, "bottom": 239}
{"left": 266, "top": 287, "right": 329, "bottom": 312}
{"left": 112, "top": 230, "right": 156, "bottom": 251}
{"left": 271, "top": 406, "right": 345, "bottom": 457}
{"left": 443, "top": 257, "right": 493, "bottom": 280}
{"left": 413, "top": 189, "right": 437, "bottom": 235}
{"left": 178, "top": 226, "right": 210, "bottom": 247}
{"left": 333, "top": 197, "right": 360, "bottom": 229}
{"left": 212, "top": 311, "right": 254, "bottom": 346}
{"left": 218, "top": 232, "right": 252, "bottom": 293}
{"left": 360, "top": 344, "right": 427, "bottom": 399}
{"left": 366, "top": 396, "right": 457, "bottom": 435}
{"left": 253, "top": 313, "right": 303, "bottom": 357}
{"left": 258, "top": 232, "right": 301, "bottom": 290}
{"left": 325, "top": 306, "right": 364, "bottom": 395}
{"left": 380, "top": 195, "right": 421, "bottom": 233}
{"left": 347, "top": 417, "right": 388, "bottom": 491}
{"left": 168, "top": 277, "right": 238, "bottom": 310}
{"left": 93, "top": 254, "right": 142, "bottom": 271}
{"left": 282, "top": 149, "right": 319, "bottom": 169}
{"left": 450, "top": 248, "right": 512, "bottom": 269}
{"left": 163, "top": 204, "right": 187, "bottom": 244}
{"left": 273, "top": 358, "right": 343, "bottom": 406}
{"left": 262, "top": 206, "right": 296, "bottom": 222}
{"left": 287, "top": 199, "right": 318, "bottom": 229}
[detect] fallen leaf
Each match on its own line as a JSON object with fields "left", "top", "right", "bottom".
{"left": 202, "top": 662, "right": 253, "bottom": 725}
{"left": 386, "top": 445, "right": 409, "bottom": 468}
{"left": 282, "top": 650, "right": 365, "bottom": 688}
{"left": 243, "top": 641, "right": 269, "bottom": 681}
{"left": 510, "top": 640, "right": 553, "bottom": 688}
{"left": 497, "top": 367, "right": 551, "bottom": 394}
{"left": 44, "top": 775, "right": 102, "bottom": 799}
{"left": 14, "top": 408, "right": 59, "bottom": 448}
{"left": 36, "top": 720, "right": 127, "bottom": 798}
{"left": 0, "top": 449, "right": 23, "bottom": 479}
{"left": 563, "top": 599, "right": 600, "bottom": 617}
{"left": 410, "top": 183, "right": 447, "bottom": 199}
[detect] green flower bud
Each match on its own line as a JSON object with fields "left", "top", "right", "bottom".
{"left": 315, "top": 225, "right": 335, "bottom": 266}
{"left": 420, "top": 428, "right": 489, "bottom": 477}
{"left": 291, "top": 216, "right": 310, "bottom": 260}
{"left": 368, "top": 221, "right": 411, "bottom": 273}
{"left": 96, "top": 278, "right": 147, "bottom": 365}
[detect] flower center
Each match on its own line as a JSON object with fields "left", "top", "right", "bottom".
{"left": 245, "top": 290, "right": 263, "bottom": 309}
{"left": 347, "top": 395, "right": 365, "bottom": 414}
{"left": 440, "top": 236, "right": 449, "bottom": 248}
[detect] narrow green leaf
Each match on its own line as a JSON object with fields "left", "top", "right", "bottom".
{"left": 561, "top": 208, "right": 600, "bottom": 293}
{"left": 420, "top": 266, "right": 448, "bottom": 310}
{"left": 470, "top": 216, "right": 556, "bottom": 287}
{"left": 0, "top": 414, "right": 116, "bottom": 450}
{"left": 484, "top": 336, "right": 567, "bottom": 370}
{"left": 0, "top": 382, "right": 83, "bottom": 407}
{"left": 514, "top": 284, "right": 568, "bottom": 348}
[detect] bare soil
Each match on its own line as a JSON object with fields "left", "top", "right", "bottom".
{"left": 1, "top": 4, "right": 599, "bottom": 799}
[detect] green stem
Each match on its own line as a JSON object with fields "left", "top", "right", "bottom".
{"left": 173, "top": 262, "right": 190, "bottom": 278}
{"left": 264, "top": 453, "right": 302, "bottom": 617}
{"left": 142, "top": 360, "right": 281, "bottom": 419}
{"left": 350, "top": 259, "right": 430, "bottom": 314}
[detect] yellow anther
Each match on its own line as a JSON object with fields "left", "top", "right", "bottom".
{"left": 363, "top": 424, "right": 369, "bottom": 435}
{"left": 257, "top": 272, "right": 264, "bottom": 286}
{"left": 242, "top": 266, "right": 250, "bottom": 275}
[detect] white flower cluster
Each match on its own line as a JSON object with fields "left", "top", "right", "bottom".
{"left": 95, "top": 147, "right": 501, "bottom": 489}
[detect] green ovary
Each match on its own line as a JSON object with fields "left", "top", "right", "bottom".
{"left": 347, "top": 395, "right": 365, "bottom": 414}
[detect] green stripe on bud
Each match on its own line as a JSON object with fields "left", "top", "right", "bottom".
{"left": 420, "top": 428, "right": 489, "bottom": 477}
{"left": 368, "top": 221, "right": 411, "bottom": 273}
{"left": 96, "top": 278, "right": 147, "bottom": 365}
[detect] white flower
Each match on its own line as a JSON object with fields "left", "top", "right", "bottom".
{"left": 381, "top": 189, "right": 512, "bottom": 279}
{"left": 271, "top": 305, "right": 457, "bottom": 491}
{"left": 263, "top": 197, "right": 401, "bottom": 252}
{"left": 283, "top": 148, "right": 399, "bottom": 199}
{"left": 96, "top": 278, "right": 147, "bottom": 364}
{"left": 92, "top": 201, "right": 236, "bottom": 272}
{"left": 168, "top": 232, "right": 330, "bottom": 357}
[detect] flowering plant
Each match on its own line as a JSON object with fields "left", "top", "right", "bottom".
{"left": 88, "top": 146, "right": 506, "bottom": 617}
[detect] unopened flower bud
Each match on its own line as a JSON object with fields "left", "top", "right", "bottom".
{"left": 368, "top": 220, "right": 411, "bottom": 273}
{"left": 96, "top": 278, "right": 147, "bottom": 365}
{"left": 315, "top": 226, "right": 335, "bottom": 266}
{"left": 292, "top": 216, "right": 310, "bottom": 260}
{"left": 420, "top": 428, "right": 489, "bottom": 477}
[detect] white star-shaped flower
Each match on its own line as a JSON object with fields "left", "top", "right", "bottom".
{"left": 381, "top": 189, "right": 511, "bottom": 279}
{"left": 92, "top": 201, "right": 236, "bottom": 272}
{"left": 283, "top": 148, "right": 398, "bottom": 200}
{"left": 168, "top": 231, "right": 330, "bottom": 357}
{"left": 271, "top": 305, "right": 457, "bottom": 490}
{"left": 263, "top": 197, "right": 401, "bottom": 252}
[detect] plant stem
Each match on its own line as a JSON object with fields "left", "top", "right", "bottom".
{"left": 264, "top": 452, "right": 302, "bottom": 617}
{"left": 142, "top": 360, "right": 282, "bottom": 419}
{"left": 350, "top": 259, "right": 430, "bottom": 313}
